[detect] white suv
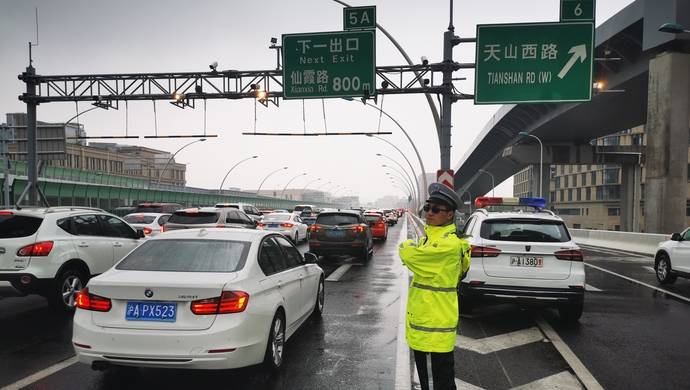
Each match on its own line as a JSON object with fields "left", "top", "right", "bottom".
{"left": 459, "top": 198, "right": 585, "bottom": 322}
{"left": 0, "top": 207, "right": 143, "bottom": 311}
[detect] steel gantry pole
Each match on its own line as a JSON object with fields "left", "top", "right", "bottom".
{"left": 218, "top": 155, "right": 258, "bottom": 194}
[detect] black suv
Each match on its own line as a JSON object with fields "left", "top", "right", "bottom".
{"left": 308, "top": 211, "right": 374, "bottom": 261}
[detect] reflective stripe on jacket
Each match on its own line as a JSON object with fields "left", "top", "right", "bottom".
{"left": 399, "top": 223, "right": 471, "bottom": 353}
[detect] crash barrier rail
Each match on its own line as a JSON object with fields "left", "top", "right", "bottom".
{"left": 569, "top": 229, "right": 668, "bottom": 256}
{"left": 408, "top": 213, "right": 425, "bottom": 240}
{"left": 1, "top": 161, "right": 342, "bottom": 211}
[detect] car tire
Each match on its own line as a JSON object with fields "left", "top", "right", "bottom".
{"left": 51, "top": 268, "right": 88, "bottom": 313}
{"left": 293, "top": 232, "right": 299, "bottom": 244}
{"left": 558, "top": 300, "right": 583, "bottom": 323}
{"left": 459, "top": 295, "right": 475, "bottom": 314}
{"left": 655, "top": 253, "right": 677, "bottom": 284}
{"left": 312, "top": 276, "right": 325, "bottom": 318}
{"left": 263, "top": 310, "right": 286, "bottom": 372}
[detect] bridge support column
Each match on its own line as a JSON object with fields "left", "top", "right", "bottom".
{"left": 644, "top": 52, "right": 690, "bottom": 234}
{"left": 528, "top": 163, "right": 551, "bottom": 200}
{"left": 621, "top": 163, "right": 642, "bottom": 232}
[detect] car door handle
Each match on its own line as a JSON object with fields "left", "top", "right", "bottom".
{"left": 276, "top": 279, "right": 283, "bottom": 287}
{"left": 77, "top": 242, "right": 89, "bottom": 248}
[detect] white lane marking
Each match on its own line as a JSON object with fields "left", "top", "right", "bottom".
{"left": 325, "top": 264, "right": 353, "bottom": 282}
{"left": 585, "top": 263, "right": 690, "bottom": 304}
{"left": 643, "top": 266, "right": 656, "bottom": 273}
{"left": 578, "top": 244, "right": 649, "bottom": 259}
{"left": 510, "top": 371, "right": 583, "bottom": 390}
{"left": 585, "top": 284, "right": 602, "bottom": 292}
{"left": 3, "top": 355, "right": 78, "bottom": 390}
{"left": 455, "top": 377, "right": 487, "bottom": 390}
{"left": 456, "top": 327, "right": 545, "bottom": 355}
{"left": 395, "top": 218, "right": 411, "bottom": 390}
{"left": 534, "top": 316, "right": 604, "bottom": 390}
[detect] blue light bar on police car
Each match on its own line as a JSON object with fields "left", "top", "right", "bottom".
{"left": 475, "top": 197, "right": 546, "bottom": 209}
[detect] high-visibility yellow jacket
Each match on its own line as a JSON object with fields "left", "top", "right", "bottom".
{"left": 399, "top": 223, "right": 471, "bottom": 353}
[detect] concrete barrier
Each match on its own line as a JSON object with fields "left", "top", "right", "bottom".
{"left": 569, "top": 229, "right": 669, "bottom": 256}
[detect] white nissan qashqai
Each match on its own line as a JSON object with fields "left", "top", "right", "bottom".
{"left": 458, "top": 197, "right": 586, "bottom": 322}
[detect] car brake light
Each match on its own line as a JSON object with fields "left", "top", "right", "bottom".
{"left": 17, "top": 241, "right": 54, "bottom": 257}
{"left": 0, "top": 211, "right": 13, "bottom": 215}
{"left": 280, "top": 223, "right": 294, "bottom": 228}
{"left": 470, "top": 245, "right": 501, "bottom": 257}
{"left": 555, "top": 249, "right": 584, "bottom": 261}
{"left": 310, "top": 224, "right": 322, "bottom": 232}
{"left": 257, "top": 223, "right": 265, "bottom": 228}
{"left": 216, "top": 224, "right": 226, "bottom": 228}
{"left": 160, "top": 225, "right": 166, "bottom": 233}
{"left": 75, "top": 288, "right": 112, "bottom": 312}
{"left": 351, "top": 225, "right": 365, "bottom": 233}
{"left": 191, "top": 291, "right": 249, "bottom": 315}
{"left": 143, "top": 227, "right": 153, "bottom": 235}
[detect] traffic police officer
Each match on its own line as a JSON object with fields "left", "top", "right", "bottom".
{"left": 399, "top": 183, "right": 471, "bottom": 390}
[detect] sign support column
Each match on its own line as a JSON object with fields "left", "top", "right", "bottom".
{"left": 25, "top": 64, "right": 38, "bottom": 206}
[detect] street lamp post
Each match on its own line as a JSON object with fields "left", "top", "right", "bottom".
{"left": 377, "top": 153, "right": 421, "bottom": 205}
{"left": 218, "top": 155, "right": 258, "bottom": 194}
{"left": 256, "top": 166, "right": 288, "bottom": 195}
{"left": 386, "top": 172, "right": 415, "bottom": 205}
{"left": 156, "top": 138, "right": 206, "bottom": 187}
{"left": 366, "top": 132, "right": 426, "bottom": 203}
{"left": 518, "top": 131, "right": 544, "bottom": 198}
{"left": 478, "top": 169, "right": 495, "bottom": 197}
{"left": 461, "top": 190, "right": 473, "bottom": 213}
{"left": 281, "top": 173, "right": 307, "bottom": 198}
{"left": 383, "top": 164, "right": 417, "bottom": 207}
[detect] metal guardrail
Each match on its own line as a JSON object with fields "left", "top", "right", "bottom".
{"left": 570, "top": 229, "right": 667, "bottom": 256}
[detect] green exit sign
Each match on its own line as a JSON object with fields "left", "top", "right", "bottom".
{"left": 344, "top": 6, "right": 376, "bottom": 30}
{"left": 560, "top": 0, "right": 595, "bottom": 22}
{"left": 475, "top": 22, "right": 594, "bottom": 104}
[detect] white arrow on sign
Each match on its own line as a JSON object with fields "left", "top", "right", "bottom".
{"left": 557, "top": 44, "right": 587, "bottom": 79}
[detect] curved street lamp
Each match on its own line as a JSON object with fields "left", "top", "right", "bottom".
{"left": 383, "top": 164, "right": 417, "bottom": 206}
{"left": 156, "top": 138, "right": 207, "bottom": 186}
{"left": 256, "top": 166, "right": 288, "bottom": 195}
{"left": 478, "top": 169, "right": 495, "bottom": 197}
{"left": 302, "top": 178, "right": 322, "bottom": 192}
{"left": 518, "top": 131, "right": 543, "bottom": 197}
{"left": 218, "top": 155, "right": 258, "bottom": 194}
{"left": 386, "top": 172, "right": 415, "bottom": 204}
{"left": 314, "top": 181, "right": 332, "bottom": 191}
{"left": 378, "top": 153, "right": 420, "bottom": 202}
{"left": 282, "top": 173, "right": 307, "bottom": 198}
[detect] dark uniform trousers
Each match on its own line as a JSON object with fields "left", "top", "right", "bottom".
{"left": 413, "top": 349, "right": 456, "bottom": 390}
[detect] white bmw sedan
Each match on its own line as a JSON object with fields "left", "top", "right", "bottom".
{"left": 72, "top": 228, "right": 324, "bottom": 371}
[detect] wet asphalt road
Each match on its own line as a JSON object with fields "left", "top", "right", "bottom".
{"left": 4, "top": 223, "right": 690, "bottom": 389}
{"left": 0, "top": 223, "right": 408, "bottom": 390}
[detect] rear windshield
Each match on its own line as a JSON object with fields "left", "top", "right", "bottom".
{"left": 316, "top": 214, "right": 359, "bottom": 226}
{"left": 480, "top": 219, "right": 570, "bottom": 243}
{"left": 364, "top": 215, "right": 381, "bottom": 223}
{"left": 294, "top": 206, "right": 311, "bottom": 212}
{"left": 216, "top": 204, "right": 239, "bottom": 209}
{"left": 263, "top": 214, "right": 291, "bottom": 222}
{"left": 0, "top": 215, "right": 43, "bottom": 238}
{"left": 123, "top": 215, "right": 156, "bottom": 224}
{"left": 116, "top": 239, "right": 250, "bottom": 272}
{"left": 168, "top": 211, "right": 219, "bottom": 224}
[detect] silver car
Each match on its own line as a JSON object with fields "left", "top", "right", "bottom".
{"left": 165, "top": 208, "right": 257, "bottom": 231}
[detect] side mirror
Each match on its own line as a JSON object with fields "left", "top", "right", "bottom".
{"left": 671, "top": 233, "right": 682, "bottom": 241}
{"left": 304, "top": 252, "right": 319, "bottom": 264}
{"left": 137, "top": 229, "right": 145, "bottom": 239}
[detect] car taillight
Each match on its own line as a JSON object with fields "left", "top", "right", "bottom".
{"left": 470, "top": 245, "right": 501, "bottom": 257}
{"left": 555, "top": 249, "right": 584, "bottom": 261}
{"left": 160, "top": 225, "right": 166, "bottom": 233}
{"left": 257, "top": 223, "right": 265, "bottom": 228}
{"left": 75, "top": 288, "right": 112, "bottom": 312}
{"left": 17, "top": 241, "right": 54, "bottom": 257}
{"left": 351, "top": 225, "right": 365, "bottom": 233}
{"left": 216, "top": 224, "right": 226, "bottom": 228}
{"left": 310, "top": 224, "right": 322, "bottom": 232}
{"left": 143, "top": 227, "right": 153, "bottom": 235}
{"left": 280, "top": 223, "right": 294, "bottom": 228}
{"left": 191, "top": 291, "right": 249, "bottom": 315}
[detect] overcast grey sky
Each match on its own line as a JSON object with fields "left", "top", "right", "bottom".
{"left": 0, "top": 0, "right": 633, "bottom": 202}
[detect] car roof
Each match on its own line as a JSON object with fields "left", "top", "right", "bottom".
{"left": 150, "top": 227, "right": 272, "bottom": 242}
{"left": 318, "top": 210, "right": 360, "bottom": 216}
{"left": 476, "top": 210, "right": 564, "bottom": 222}
{"left": 1, "top": 207, "right": 107, "bottom": 217}
{"left": 124, "top": 212, "right": 170, "bottom": 217}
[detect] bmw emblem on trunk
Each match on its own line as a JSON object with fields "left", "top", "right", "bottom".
{"left": 144, "top": 289, "right": 154, "bottom": 298}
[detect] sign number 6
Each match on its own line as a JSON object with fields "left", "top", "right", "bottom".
{"left": 574, "top": 3, "right": 583, "bottom": 16}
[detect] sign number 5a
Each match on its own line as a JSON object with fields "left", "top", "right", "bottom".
{"left": 344, "top": 6, "right": 376, "bottom": 30}
{"left": 560, "top": 0, "right": 595, "bottom": 22}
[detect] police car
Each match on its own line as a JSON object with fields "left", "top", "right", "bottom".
{"left": 459, "top": 197, "right": 585, "bottom": 322}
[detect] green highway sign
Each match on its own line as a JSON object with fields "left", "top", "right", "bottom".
{"left": 560, "top": 0, "right": 595, "bottom": 22}
{"left": 282, "top": 31, "right": 376, "bottom": 99}
{"left": 344, "top": 6, "right": 376, "bottom": 30}
{"left": 474, "top": 22, "right": 594, "bottom": 104}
